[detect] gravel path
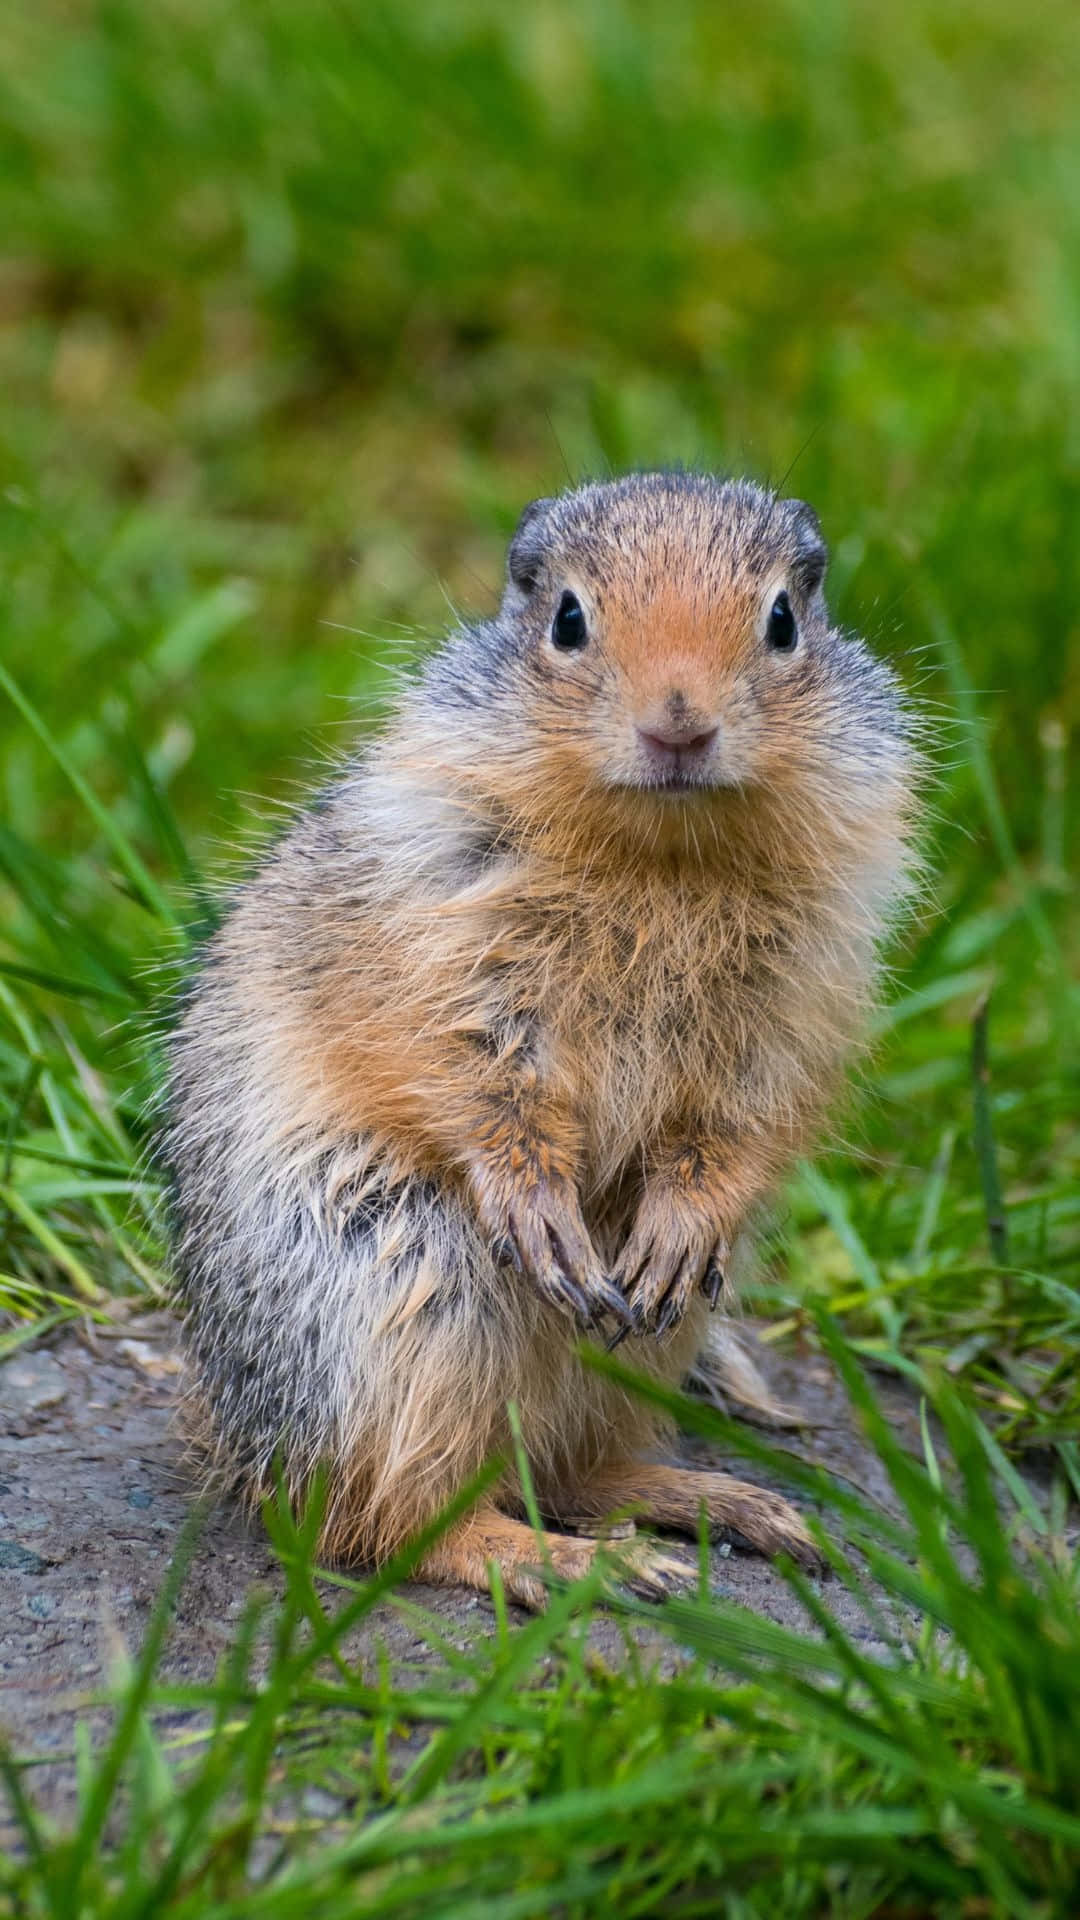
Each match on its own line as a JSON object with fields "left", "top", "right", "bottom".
{"left": 1, "top": 1314, "right": 933, "bottom": 1834}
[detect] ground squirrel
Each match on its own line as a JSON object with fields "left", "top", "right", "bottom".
{"left": 164, "top": 471, "right": 919, "bottom": 1607}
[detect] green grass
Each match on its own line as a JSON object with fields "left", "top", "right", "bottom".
{"left": 1, "top": 0, "right": 1079, "bottom": 1910}
{"left": 5, "top": 1344, "right": 1080, "bottom": 1916}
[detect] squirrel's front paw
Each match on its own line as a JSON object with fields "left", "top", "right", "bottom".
{"left": 612, "top": 1188, "right": 729, "bottom": 1338}
{"left": 480, "top": 1176, "right": 633, "bottom": 1331}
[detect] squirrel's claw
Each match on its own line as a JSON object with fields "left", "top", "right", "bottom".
{"left": 611, "top": 1247, "right": 650, "bottom": 1298}
{"left": 500, "top": 1207, "right": 613, "bottom": 1328}
{"left": 613, "top": 1231, "right": 696, "bottom": 1338}
{"left": 702, "top": 1243, "right": 729, "bottom": 1311}
{"left": 655, "top": 1266, "right": 692, "bottom": 1337}
{"left": 539, "top": 1259, "right": 593, "bottom": 1325}
{"left": 544, "top": 1224, "right": 602, "bottom": 1323}
{"left": 594, "top": 1275, "right": 637, "bottom": 1329}
{"left": 492, "top": 1234, "right": 524, "bottom": 1275}
{"left": 496, "top": 1190, "right": 638, "bottom": 1333}
{"left": 535, "top": 1267, "right": 592, "bottom": 1325}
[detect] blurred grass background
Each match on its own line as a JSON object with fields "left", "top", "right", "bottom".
{"left": 0, "top": 0, "right": 1077, "bottom": 1415}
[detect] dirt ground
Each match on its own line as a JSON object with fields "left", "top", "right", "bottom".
{"left": 1, "top": 1314, "right": 938, "bottom": 1837}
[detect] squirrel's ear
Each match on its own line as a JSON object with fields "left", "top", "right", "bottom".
{"left": 507, "top": 497, "right": 556, "bottom": 594}
{"left": 789, "top": 501, "right": 828, "bottom": 596}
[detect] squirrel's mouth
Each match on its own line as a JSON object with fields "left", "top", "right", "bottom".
{"left": 628, "top": 750, "right": 725, "bottom": 795}
{"left": 634, "top": 765, "right": 715, "bottom": 794}
{"left": 609, "top": 754, "right": 732, "bottom": 795}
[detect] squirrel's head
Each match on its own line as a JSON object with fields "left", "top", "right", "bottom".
{"left": 420, "top": 472, "right": 912, "bottom": 861}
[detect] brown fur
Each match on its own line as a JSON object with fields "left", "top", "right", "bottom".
{"left": 419, "top": 1500, "right": 693, "bottom": 1611}
{"left": 164, "top": 473, "right": 920, "bottom": 1603}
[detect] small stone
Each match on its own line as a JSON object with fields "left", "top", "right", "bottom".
{"left": 26, "top": 1592, "right": 55, "bottom": 1619}
{"left": 2, "top": 1352, "right": 68, "bottom": 1419}
{"left": 0, "top": 1541, "right": 47, "bottom": 1574}
{"left": 116, "top": 1339, "right": 183, "bottom": 1380}
{"left": 127, "top": 1489, "right": 153, "bottom": 1509}
{"left": 301, "top": 1787, "right": 345, "bottom": 1820}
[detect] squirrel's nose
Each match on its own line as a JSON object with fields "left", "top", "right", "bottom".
{"left": 636, "top": 721, "right": 719, "bottom": 755}
{"left": 636, "top": 689, "right": 718, "bottom": 756}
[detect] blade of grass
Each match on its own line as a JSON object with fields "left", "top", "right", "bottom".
{"left": 971, "top": 989, "right": 1009, "bottom": 1266}
{"left": 0, "top": 1182, "right": 106, "bottom": 1303}
{"left": 52, "top": 1501, "right": 209, "bottom": 1911}
{"left": 0, "top": 958, "right": 131, "bottom": 1004}
{"left": 0, "top": 663, "right": 177, "bottom": 928}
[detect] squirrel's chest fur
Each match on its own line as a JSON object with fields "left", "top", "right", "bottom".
{"left": 424, "top": 843, "right": 866, "bottom": 1193}
{"left": 266, "top": 781, "right": 882, "bottom": 1202}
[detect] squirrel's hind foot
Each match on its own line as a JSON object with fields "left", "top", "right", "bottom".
{"left": 552, "top": 1463, "right": 823, "bottom": 1573}
{"left": 417, "top": 1500, "right": 695, "bottom": 1612}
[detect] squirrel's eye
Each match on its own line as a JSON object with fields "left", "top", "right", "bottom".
{"left": 766, "top": 590, "right": 797, "bottom": 653}
{"left": 551, "top": 590, "right": 588, "bottom": 651}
